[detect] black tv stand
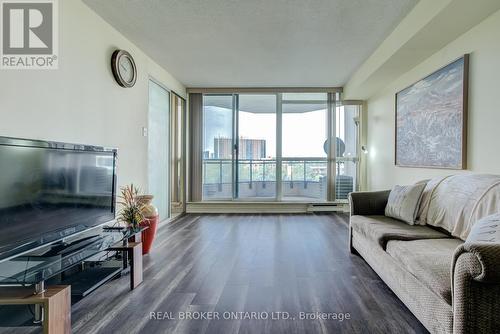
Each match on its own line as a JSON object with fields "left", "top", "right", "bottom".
{"left": 0, "top": 226, "right": 147, "bottom": 332}
{"left": 57, "top": 265, "right": 122, "bottom": 301}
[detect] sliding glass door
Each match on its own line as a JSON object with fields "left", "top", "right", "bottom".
{"left": 148, "top": 80, "right": 170, "bottom": 220}
{"left": 202, "top": 95, "right": 234, "bottom": 200}
{"left": 281, "top": 93, "right": 328, "bottom": 201}
{"left": 201, "top": 92, "right": 359, "bottom": 202}
{"left": 237, "top": 94, "right": 277, "bottom": 199}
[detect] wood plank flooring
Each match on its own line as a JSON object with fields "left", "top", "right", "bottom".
{"left": 0, "top": 214, "right": 428, "bottom": 334}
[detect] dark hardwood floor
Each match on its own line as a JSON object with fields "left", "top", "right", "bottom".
{"left": 1, "top": 214, "right": 428, "bottom": 334}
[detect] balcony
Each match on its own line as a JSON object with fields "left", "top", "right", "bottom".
{"left": 202, "top": 158, "right": 355, "bottom": 201}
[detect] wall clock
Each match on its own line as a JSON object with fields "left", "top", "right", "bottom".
{"left": 111, "top": 50, "right": 137, "bottom": 88}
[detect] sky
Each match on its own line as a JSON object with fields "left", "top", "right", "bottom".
{"left": 238, "top": 110, "right": 328, "bottom": 158}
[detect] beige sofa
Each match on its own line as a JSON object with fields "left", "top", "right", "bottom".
{"left": 349, "top": 174, "right": 500, "bottom": 334}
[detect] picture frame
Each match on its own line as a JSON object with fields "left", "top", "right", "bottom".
{"left": 395, "top": 54, "right": 469, "bottom": 169}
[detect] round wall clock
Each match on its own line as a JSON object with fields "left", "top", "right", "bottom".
{"left": 111, "top": 50, "right": 137, "bottom": 88}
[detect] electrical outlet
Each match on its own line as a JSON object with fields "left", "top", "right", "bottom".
{"left": 142, "top": 127, "right": 148, "bottom": 137}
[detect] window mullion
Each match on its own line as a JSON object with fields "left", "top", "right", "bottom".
{"left": 327, "top": 92, "right": 337, "bottom": 202}
{"left": 232, "top": 94, "right": 239, "bottom": 200}
{"left": 276, "top": 93, "right": 283, "bottom": 201}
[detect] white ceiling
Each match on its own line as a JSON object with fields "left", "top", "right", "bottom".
{"left": 84, "top": 0, "right": 419, "bottom": 88}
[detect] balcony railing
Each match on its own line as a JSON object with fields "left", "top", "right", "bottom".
{"left": 202, "top": 158, "right": 355, "bottom": 201}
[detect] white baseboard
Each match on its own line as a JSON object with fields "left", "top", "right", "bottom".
{"left": 186, "top": 201, "right": 349, "bottom": 214}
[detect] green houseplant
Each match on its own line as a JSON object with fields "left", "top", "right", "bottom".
{"left": 117, "top": 184, "right": 145, "bottom": 230}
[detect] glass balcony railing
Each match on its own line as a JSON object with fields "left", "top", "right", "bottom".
{"left": 281, "top": 159, "right": 327, "bottom": 200}
{"left": 202, "top": 158, "right": 355, "bottom": 201}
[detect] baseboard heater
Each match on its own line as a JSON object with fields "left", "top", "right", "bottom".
{"left": 307, "top": 203, "right": 348, "bottom": 212}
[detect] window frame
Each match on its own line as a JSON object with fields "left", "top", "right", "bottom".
{"left": 200, "top": 91, "right": 361, "bottom": 203}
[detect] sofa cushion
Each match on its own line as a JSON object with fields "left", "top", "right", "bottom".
{"left": 385, "top": 183, "right": 426, "bottom": 225}
{"left": 350, "top": 215, "right": 450, "bottom": 249}
{"left": 386, "top": 238, "right": 463, "bottom": 305}
{"left": 417, "top": 176, "right": 449, "bottom": 225}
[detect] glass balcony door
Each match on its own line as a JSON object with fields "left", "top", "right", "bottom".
{"left": 202, "top": 95, "right": 234, "bottom": 200}
{"left": 236, "top": 94, "right": 277, "bottom": 200}
{"left": 281, "top": 93, "right": 328, "bottom": 201}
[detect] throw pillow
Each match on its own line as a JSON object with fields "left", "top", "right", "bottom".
{"left": 466, "top": 213, "right": 500, "bottom": 243}
{"left": 385, "top": 183, "right": 426, "bottom": 225}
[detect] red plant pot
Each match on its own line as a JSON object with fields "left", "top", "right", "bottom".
{"left": 140, "top": 215, "right": 159, "bottom": 255}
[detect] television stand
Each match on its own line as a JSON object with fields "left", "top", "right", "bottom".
{"left": 58, "top": 266, "right": 121, "bottom": 300}
{"left": 0, "top": 226, "right": 147, "bottom": 331}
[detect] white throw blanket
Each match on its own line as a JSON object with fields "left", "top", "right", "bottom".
{"left": 417, "top": 174, "right": 500, "bottom": 240}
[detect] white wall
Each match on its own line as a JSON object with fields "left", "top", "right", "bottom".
{"left": 0, "top": 0, "right": 185, "bottom": 191}
{"left": 365, "top": 9, "right": 500, "bottom": 190}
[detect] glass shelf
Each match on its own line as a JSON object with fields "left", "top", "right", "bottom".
{"left": 0, "top": 226, "right": 145, "bottom": 285}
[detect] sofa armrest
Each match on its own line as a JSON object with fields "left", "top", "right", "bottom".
{"left": 348, "top": 190, "right": 391, "bottom": 216}
{"left": 453, "top": 243, "right": 500, "bottom": 284}
{"left": 452, "top": 243, "right": 500, "bottom": 333}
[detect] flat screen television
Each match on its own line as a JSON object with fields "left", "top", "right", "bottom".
{"left": 0, "top": 136, "right": 117, "bottom": 262}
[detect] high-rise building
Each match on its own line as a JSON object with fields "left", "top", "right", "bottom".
{"left": 239, "top": 137, "right": 266, "bottom": 160}
{"left": 213, "top": 137, "right": 266, "bottom": 159}
{"left": 213, "top": 137, "right": 232, "bottom": 159}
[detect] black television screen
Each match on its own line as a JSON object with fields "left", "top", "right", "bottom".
{"left": 0, "top": 137, "right": 116, "bottom": 261}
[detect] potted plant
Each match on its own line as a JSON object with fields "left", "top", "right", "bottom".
{"left": 117, "top": 184, "right": 159, "bottom": 255}
{"left": 117, "top": 184, "right": 145, "bottom": 231}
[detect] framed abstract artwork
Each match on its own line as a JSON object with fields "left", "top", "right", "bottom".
{"left": 395, "top": 55, "right": 469, "bottom": 169}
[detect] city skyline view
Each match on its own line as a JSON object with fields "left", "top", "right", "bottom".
{"left": 203, "top": 106, "right": 328, "bottom": 158}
